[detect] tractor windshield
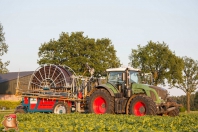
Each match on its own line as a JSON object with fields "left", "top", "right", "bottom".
{"left": 129, "top": 71, "right": 141, "bottom": 83}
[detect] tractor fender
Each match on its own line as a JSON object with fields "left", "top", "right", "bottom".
{"left": 95, "top": 85, "right": 115, "bottom": 97}
{"left": 125, "top": 94, "right": 140, "bottom": 114}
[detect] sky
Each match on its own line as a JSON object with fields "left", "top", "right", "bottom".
{"left": 0, "top": 0, "right": 198, "bottom": 96}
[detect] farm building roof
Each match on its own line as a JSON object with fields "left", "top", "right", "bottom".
{"left": 0, "top": 71, "right": 33, "bottom": 83}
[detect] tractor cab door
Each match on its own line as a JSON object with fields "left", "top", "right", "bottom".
{"left": 107, "top": 71, "right": 125, "bottom": 92}
{"left": 128, "top": 71, "right": 141, "bottom": 91}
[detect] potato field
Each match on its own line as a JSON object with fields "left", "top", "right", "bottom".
{"left": 0, "top": 113, "right": 198, "bottom": 132}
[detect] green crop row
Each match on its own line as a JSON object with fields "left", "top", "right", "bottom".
{"left": 0, "top": 100, "right": 21, "bottom": 110}
{"left": 0, "top": 113, "right": 198, "bottom": 132}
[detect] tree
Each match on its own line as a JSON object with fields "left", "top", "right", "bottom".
{"left": 194, "top": 91, "right": 198, "bottom": 110}
{"left": 38, "top": 32, "right": 120, "bottom": 75}
{"left": 175, "top": 56, "right": 198, "bottom": 113}
{"left": 129, "top": 41, "right": 184, "bottom": 86}
{"left": 0, "top": 23, "right": 9, "bottom": 73}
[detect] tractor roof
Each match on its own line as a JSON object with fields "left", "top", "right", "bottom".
{"left": 106, "top": 66, "right": 140, "bottom": 72}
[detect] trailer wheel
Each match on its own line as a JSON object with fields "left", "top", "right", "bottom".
{"left": 88, "top": 89, "right": 114, "bottom": 114}
{"left": 53, "top": 102, "right": 70, "bottom": 114}
{"left": 14, "top": 109, "right": 26, "bottom": 114}
{"left": 129, "top": 95, "right": 157, "bottom": 116}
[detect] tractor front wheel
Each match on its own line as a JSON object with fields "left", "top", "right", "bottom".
{"left": 129, "top": 95, "right": 157, "bottom": 116}
{"left": 88, "top": 89, "right": 114, "bottom": 114}
{"left": 53, "top": 102, "right": 70, "bottom": 114}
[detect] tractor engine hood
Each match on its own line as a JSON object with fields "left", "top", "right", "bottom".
{"left": 149, "top": 85, "right": 168, "bottom": 101}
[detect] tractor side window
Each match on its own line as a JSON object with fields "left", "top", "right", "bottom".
{"left": 129, "top": 71, "right": 140, "bottom": 83}
{"left": 108, "top": 72, "right": 123, "bottom": 85}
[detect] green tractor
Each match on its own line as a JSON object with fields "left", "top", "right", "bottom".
{"left": 87, "top": 66, "right": 180, "bottom": 116}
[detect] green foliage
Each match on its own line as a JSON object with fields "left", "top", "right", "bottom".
{"left": 176, "top": 56, "right": 198, "bottom": 93}
{"left": 129, "top": 41, "right": 184, "bottom": 86}
{"left": 38, "top": 32, "right": 120, "bottom": 76}
{"left": 0, "top": 23, "right": 9, "bottom": 73}
{"left": 179, "top": 106, "right": 186, "bottom": 112}
{"left": 0, "top": 100, "right": 21, "bottom": 110}
{"left": 1, "top": 113, "right": 198, "bottom": 131}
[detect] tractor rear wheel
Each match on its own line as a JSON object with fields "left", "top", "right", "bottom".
{"left": 129, "top": 95, "right": 157, "bottom": 116}
{"left": 53, "top": 102, "right": 70, "bottom": 114}
{"left": 88, "top": 89, "right": 114, "bottom": 114}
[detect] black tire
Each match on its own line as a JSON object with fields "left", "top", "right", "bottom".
{"left": 129, "top": 95, "right": 157, "bottom": 116}
{"left": 14, "top": 109, "right": 26, "bottom": 114}
{"left": 167, "top": 107, "right": 179, "bottom": 117}
{"left": 52, "top": 102, "right": 70, "bottom": 114}
{"left": 88, "top": 89, "right": 114, "bottom": 114}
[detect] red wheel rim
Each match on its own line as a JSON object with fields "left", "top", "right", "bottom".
{"left": 93, "top": 96, "right": 106, "bottom": 114}
{"left": 133, "top": 101, "right": 146, "bottom": 116}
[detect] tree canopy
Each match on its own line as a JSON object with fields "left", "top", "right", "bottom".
{"left": 129, "top": 41, "right": 184, "bottom": 86}
{"left": 38, "top": 32, "right": 120, "bottom": 75}
{"left": 0, "top": 23, "right": 9, "bottom": 73}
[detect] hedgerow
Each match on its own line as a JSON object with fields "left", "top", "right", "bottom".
{"left": 0, "top": 100, "right": 21, "bottom": 110}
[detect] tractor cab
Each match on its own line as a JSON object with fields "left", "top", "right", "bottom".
{"left": 106, "top": 67, "right": 141, "bottom": 92}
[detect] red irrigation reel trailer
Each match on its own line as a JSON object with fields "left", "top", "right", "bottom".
{"left": 15, "top": 64, "right": 95, "bottom": 114}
